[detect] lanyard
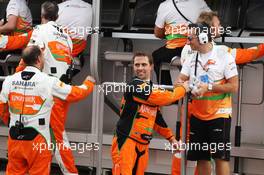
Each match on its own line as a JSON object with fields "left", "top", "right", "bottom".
{"left": 194, "top": 53, "right": 210, "bottom": 76}
{"left": 194, "top": 53, "right": 198, "bottom": 76}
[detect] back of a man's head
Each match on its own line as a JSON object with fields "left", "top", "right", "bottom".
{"left": 22, "top": 46, "right": 42, "bottom": 66}
{"left": 41, "top": 1, "right": 59, "bottom": 21}
{"left": 197, "top": 11, "right": 218, "bottom": 27}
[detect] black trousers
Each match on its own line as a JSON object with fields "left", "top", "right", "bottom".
{"left": 152, "top": 46, "right": 183, "bottom": 85}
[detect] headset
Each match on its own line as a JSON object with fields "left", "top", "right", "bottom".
{"left": 196, "top": 23, "right": 212, "bottom": 44}
{"left": 188, "top": 23, "right": 212, "bottom": 44}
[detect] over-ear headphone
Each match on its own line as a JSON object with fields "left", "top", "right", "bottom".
{"left": 188, "top": 23, "right": 212, "bottom": 44}
{"left": 196, "top": 23, "right": 212, "bottom": 44}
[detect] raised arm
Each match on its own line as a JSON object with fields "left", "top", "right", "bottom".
{"left": 233, "top": 44, "right": 264, "bottom": 64}
{"left": 52, "top": 76, "right": 95, "bottom": 103}
{"left": 131, "top": 80, "right": 187, "bottom": 106}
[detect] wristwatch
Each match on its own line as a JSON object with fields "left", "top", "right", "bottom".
{"left": 208, "top": 83, "right": 213, "bottom": 91}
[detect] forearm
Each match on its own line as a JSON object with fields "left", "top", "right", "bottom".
{"left": 211, "top": 83, "right": 238, "bottom": 93}
{"left": 154, "top": 125, "right": 174, "bottom": 140}
{"left": 155, "top": 33, "right": 165, "bottom": 39}
{"left": 66, "top": 80, "right": 95, "bottom": 102}
{"left": 172, "top": 85, "right": 186, "bottom": 101}
{"left": 146, "top": 86, "right": 186, "bottom": 106}
{"left": 154, "top": 26, "right": 165, "bottom": 39}
{"left": 154, "top": 112, "right": 174, "bottom": 140}
{"left": 236, "top": 44, "right": 264, "bottom": 64}
{"left": 0, "top": 24, "right": 15, "bottom": 34}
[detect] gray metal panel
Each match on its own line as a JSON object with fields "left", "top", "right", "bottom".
{"left": 111, "top": 32, "right": 264, "bottom": 44}
{"left": 90, "top": 0, "right": 101, "bottom": 83}
{"left": 231, "top": 144, "right": 264, "bottom": 160}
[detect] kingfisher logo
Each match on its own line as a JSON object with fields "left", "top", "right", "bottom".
{"left": 138, "top": 104, "right": 157, "bottom": 117}
{"left": 207, "top": 59, "right": 216, "bottom": 65}
{"left": 9, "top": 92, "right": 45, "bottom": 115}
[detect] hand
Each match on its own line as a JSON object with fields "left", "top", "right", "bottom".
{"left": 182, "top": 81, "right": 190, "bottom": 92}
{"left": 86, "top": 76, "right": 96, "bottom": 83}
{"left": 169, "top": 137, "right": 180, "bottom": 151}
{"left": 174, "top": 77, "right": 186, "bottom": 87}
{"left": 194, "top": 83, "right": 208, "bottom": 97}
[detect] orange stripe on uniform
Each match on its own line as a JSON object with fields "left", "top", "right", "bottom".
{"left": 0, "top": 102, "right": 10, "bottom": 125}
{"left": 72, "top": 38, "right": 87, "bottom": 57}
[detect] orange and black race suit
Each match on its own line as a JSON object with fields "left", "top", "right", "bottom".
{"left": 111, "top": 77, "right": 186, "bottom": 175}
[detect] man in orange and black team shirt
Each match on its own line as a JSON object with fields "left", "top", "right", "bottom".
{"left": 111, "top": 52, "right": 189, "bottom": 175}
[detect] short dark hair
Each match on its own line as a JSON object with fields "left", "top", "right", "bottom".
{"left": 22, "top": 46, "right": 42, "bottom": 66}
{"left": 41, "top": 1, "right": 59, "bottom": 21}
{"left": 132, "top": 52, "right": 153, "bottom": 65}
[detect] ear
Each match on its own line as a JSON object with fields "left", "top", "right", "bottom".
{"left": 36, "top": 55, "right": 42, "bottom": 64}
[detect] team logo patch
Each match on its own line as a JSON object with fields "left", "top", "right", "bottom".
{"left": 138, "top": 104, "right": 157, "bottom": 117}
{"left": 9, "top": 92, "right": 45, "bottom": 115}
{"left": 207, "top": 59, "right": 216, "bottom": 65}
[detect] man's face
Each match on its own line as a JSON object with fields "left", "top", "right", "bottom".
{"left": 133, "top": 56, "right": 152, "bottom": 81}
{"left": 187, "top": 28, "right": 200, "bottom": 51}
{"left": 211, "top": 16, "right": 222, "bottom": 38}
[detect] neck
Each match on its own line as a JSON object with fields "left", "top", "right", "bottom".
{"left": 27, "top": 64, "right": 41, "bottom": 70}
{"left": 137, "top": 77, "right": 150, "bottom": 82}
{"left": 41, "top": 19, "right": 49, "bottom": 24}
{"left": 199, "top": 43, "right": 213, "bottom": 54}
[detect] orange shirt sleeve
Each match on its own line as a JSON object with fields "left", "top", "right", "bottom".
{"left": 235, "top": 44, "right": 264, "bottom": 64}
{"left": 130, "top": 79, "right": 186, "bottom": 106}
{"left": 65, "top": 80, "right": 95, "bottom": 102}
{"left": 145, "top": 86, "right": 186, "bottom": 106}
